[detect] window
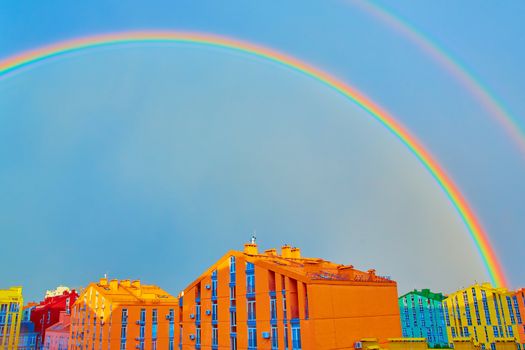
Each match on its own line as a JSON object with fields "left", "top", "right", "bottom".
{"left": 169, "top": 309, "right": 174, "bottom": 350}
{"left": 513, "top": 296, "right": 522, "bottom": 324}
{"left": 196, "top": 327, "right": 201, "bottom": 347}
{"left": 230, "top": 335, "right": 237, "bottom": 350}
{"left": 121, "top": 309, "right": 128, "bottom": 324}
{"left": 292, "top": 323, "right": 301, "bottom": 350}
{"left": 444, "top": 303, "right": 451, "bottom": 326}
{"left": 246, "top": 262, "right": 255, "bottom": 294}
{"left": 284, "top": 324, "right": 289, "bottom": 350}
{"left": 230, "top": 310, "right": 237, "bottom": 333}
{"left": 212, "top": 270, "right": 218, "bottom": 298}
{"left": 493, "top": 326, "right": 499, "bottom": 337}
{"left": 248, "top": 327, "right": 257, "bottom": 349}
{"left": 120, "top": 309, "right": 128, "bottom": 350}
{"left": 270, "top": 297, "right": 277, "bottom": 320}
{"left": 493, "top": 293, "right": 502, "bottom": 325}
{"left": 230, "top": 285, "right": 236, "bottom": 307}
{"left": 246, "top": 275, "right": 255, "bottom": 294}
{"left": 212, "top": 303, "right": 218, "bottom": 322}
{"left": 482, "top": 290, "right": 492, "bottom": 325}
{"left": 139, "top": 308, "right": 146, "bottom": 350}
{"left": 212, "top": 327, "right": 218, "bottom": 347}
{"left": 247, "top": 300, "right": 256, "bottom": 321}
{"left": 283, "top": 295, "right": 288, "bottom": 321}
{"left": 152, "top": 309, "right": 158, "bottom": 346}
{"left": 271, "top": 326, "right": 278, "bottom": 350}
{"left": 472, "top": 288, "right": 481, "bottom": 325}
{"left": 230, "top": 256, "right": 236, "bottom": 274}
{"left": 507, "top": 296, "right": 516, "bottom": 324}
{"left": 463, "top": 327, "right": 469, "bottom": 337}
{"left": 464, "top": 291, "right": 472, "bottom": 326}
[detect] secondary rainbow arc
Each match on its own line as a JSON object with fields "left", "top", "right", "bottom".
{"left": 352, "top": 1, "right": 525, "bottom": 158}
{"left": 0, "top": 31, "right": 508, "bottom": 288}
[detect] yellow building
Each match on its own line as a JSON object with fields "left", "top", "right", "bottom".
{"left": 0, "top": 286, "right": 24, "bottom": 349}
{"left": 443, "top": 283, "right": 519, "bottom": 350}
{"left": 388, "top": 337, "right": 428, "bottom": 350}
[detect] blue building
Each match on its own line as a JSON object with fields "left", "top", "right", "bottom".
{"left": 399, "top": 289, "right": 449, "bottom": 348}
{"left": 18, "top": 305, "right": 39, "bottom": 350}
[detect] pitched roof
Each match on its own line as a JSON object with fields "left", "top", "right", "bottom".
{"left": 399, "top": 289, "right": 446, "bottom": 301}
{"left": 184, "top": 243, "right": 395, "bottom": 291}
{"left": 78, "top": 279, "right": 178, "bottom": 306}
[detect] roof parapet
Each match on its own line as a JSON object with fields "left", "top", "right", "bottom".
{"left": 264, "top": 248, "right": 277, "bottom": 256}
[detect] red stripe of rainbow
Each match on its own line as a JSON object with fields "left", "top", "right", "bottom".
{"left": 0, "top": 31, "right": 508, "bottom": 288}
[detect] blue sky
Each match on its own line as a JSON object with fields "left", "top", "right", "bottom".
{"left": 0, "top": 0, "right": 524, "bottom": 301}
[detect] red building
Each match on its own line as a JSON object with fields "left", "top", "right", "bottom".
{"left": 42, "top": 311, "right": 71, "bottom": 350}
{"left": 29, "top": 289, "right": 78, "bottom": 347}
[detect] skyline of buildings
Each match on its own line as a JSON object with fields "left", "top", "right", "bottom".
{"left": 2, "top": 240, "right": 524, "bottom": 349}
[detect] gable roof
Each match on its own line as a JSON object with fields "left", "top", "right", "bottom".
{"left": 183, "top": 243, "right": 395, "bottom": 292}
{"left": 399, "top": 289, "right": 446, "bottom": 301}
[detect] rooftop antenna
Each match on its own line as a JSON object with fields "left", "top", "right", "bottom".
{"left": 251, "top": 230, "right": 257, "bottom": 244}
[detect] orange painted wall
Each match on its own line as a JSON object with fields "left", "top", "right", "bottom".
{"left": 178, "top": 249, "right": 402, "bottom": 350}
{"left": 69, "top": 281, "right": 178, "bottom": 350}
{"left": 307, "top": 283, "right": 401, "bottom": 349}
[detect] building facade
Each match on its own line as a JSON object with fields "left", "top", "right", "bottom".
{"left": 0, "top": 286, "right": 24, "bottom": 349}
{"left": 399, "top": 289, "right": 448, "bottom": 347}
{"left": 30, "top": 288, "right": 78, "bottom": 348}
{"left": 443, "top": 283, "right": 520, "bottom": 350}
{"left": 69, "top": 278, "right": 178, "bottom": 350}
{"left": 18, "top": 304, "right": 39, "bottom": 350}
{"left": 43, "top": 311, "right": 71, "bottom": 350}
{"left": 513, "top": 288, "right": 525, "bottom": 348}
{"left": 178, "top": 241, "right": 401, "bottom": 350}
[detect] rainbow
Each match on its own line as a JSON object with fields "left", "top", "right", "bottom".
{"left": 352, "top": 0, "right": 525, "bottom": 158}
{"left": 0, "top": 31, "right": 508, "bottom": 287}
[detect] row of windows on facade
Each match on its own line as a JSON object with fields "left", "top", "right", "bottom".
{"left": 189, "top": 256, "right": 302, "bottom": 350}
{"left": 70, "top": 256, "right": 306, "bottom": 350}
{"left": 444, "top": 290, "right": 522, "bottom": 328}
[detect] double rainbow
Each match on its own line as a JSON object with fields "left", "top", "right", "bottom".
{"left": 0, "top": 31, "right": 507, "bottom": 288}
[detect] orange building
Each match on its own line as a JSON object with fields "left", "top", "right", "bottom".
{"left": 514, "top": 288, "right": 525, "bottom": 347}
{"left": 177, "top": 240, "right": 401, "bottom": 350}
{"left": 69, "top": 278, "right": 178, "bottom": 350}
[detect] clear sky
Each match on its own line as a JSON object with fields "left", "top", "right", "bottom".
{"left": 0, "top": 0, "right": 523, "bottom": 301}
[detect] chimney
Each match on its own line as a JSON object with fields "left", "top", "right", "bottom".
{"left": 120, "top": 280, "right": 131, "bottom": 287}
{"left": 109, "top": 280, "right": 119, "bottom": 290}
{"left": 131, "top": 280, "right": 141, "bottom": 289}
{"left": 99, "top": 278, "right": 108, "bottom": 286}
{"left": 244, "top": 243, "right": 258, "bottom": 255}
{"left": 281, "top": 245, "right": 292, "bottom": 259}
{"left": 264, "top": 248, "right": 277, "bottom": 256}
{"left": 290, "top": 247, "right": 301, "bottom": 259}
